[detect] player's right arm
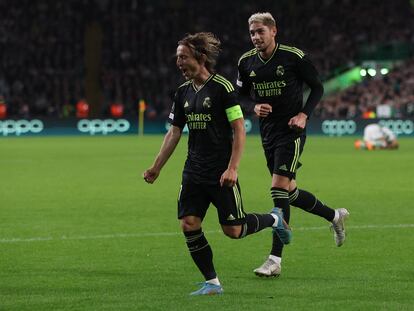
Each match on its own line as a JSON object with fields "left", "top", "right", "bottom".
{"left": 143, "top": 90, "right": 186, "bottom": 184}
{"left": 254, "top": 103, "right": 272, "bottom": 117}
{"left": 143, "top": 125, "right": 182, "bottom": 184}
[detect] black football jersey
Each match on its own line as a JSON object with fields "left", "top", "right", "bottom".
{"left": 169, "top": 74, "right": 241, "bottom": 184}
{"left": 237, "top": 43, "right": 323, "bottom": 149}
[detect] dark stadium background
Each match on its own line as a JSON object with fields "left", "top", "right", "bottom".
{"left": 1, "top": 0, "right": 413, "bottom": 133}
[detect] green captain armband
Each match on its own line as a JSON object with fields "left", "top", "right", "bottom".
{"left": 225, "top": 105, "right": 243, "bottom": 122}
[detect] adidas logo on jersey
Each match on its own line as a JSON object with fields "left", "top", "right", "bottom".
{"left": 184, "top": 101, "right": 189, "bottom": 108}
{"left": 249, "top": 70, "right": 256, "bottom": 77}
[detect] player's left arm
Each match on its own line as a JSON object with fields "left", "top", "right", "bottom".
{"left": 288, "top": 56, "right": 324, "bottom": 130}
{"left": 236, "top": 61, "right": 273, "bottom": 118}
{"left": 220, "top": 105, "right": 245, "bottom": 187}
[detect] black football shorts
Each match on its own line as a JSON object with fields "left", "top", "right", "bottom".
{"left": 177, "top": 180, "right": 246, "bottom": 225}
{"left": 265, "top": 135, "right": 306, "bottom": 180}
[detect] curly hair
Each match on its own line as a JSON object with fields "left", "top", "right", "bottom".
{"left": 178, "top": 32, "right": 221, "bottom": 73}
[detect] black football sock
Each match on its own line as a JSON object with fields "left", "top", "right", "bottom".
{"left": 271, "top": 233, "right": 284, "bottom": 257}
{"left": 271, "top": 187, "right": 290, "bottom": 223}
{"left": 238, "top": 213, "right": 275, "bottom": 238}
{"left": 270, "top": 187, "right": 290, "bottom": 256}
{"left": 184, "top": 229, "right": 216, "bottom": 281}
{"left": 289, "top": 188, "right": 335, "bottom": 221}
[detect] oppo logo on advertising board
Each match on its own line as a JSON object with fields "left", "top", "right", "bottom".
{"left": 321, "top": 120, "right": 357, "bottom": 136}
{"left": 378, "top": 119, "right": 413, "bottom": 135}
{"left": 77, "top": 119, "right": 130, "bottom": 135}
{"left": 321, "top": 119, "right": 414, "bottom": 136}
{"left": 0, "top": 119, "right": 44, "bottom": 136}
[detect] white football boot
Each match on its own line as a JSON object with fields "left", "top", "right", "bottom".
{"left": 253, "top": 258, "right": 281, "bottom": 277}
{"left": 331, "top": 208, "right": 350, "bottom": 247}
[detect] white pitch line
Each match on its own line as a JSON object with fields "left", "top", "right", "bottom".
{"left": 294, "top": 224, "right": 414, "bottom": 231}
{"left": 0, "top": 223, "right": 413, "bottom": 244}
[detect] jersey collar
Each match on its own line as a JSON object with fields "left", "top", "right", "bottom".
{"left": 192, "top": 74, "right": 214, "bottom": 93}
{"left": 257, "top": 43, "right": 279, "bottom": 64}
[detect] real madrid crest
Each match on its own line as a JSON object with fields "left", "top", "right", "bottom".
{"left": 276, "top": 65, "right": 284, "bottom": 77}
{"left": 202, "top": 97, "right": 212, "bottom": 109}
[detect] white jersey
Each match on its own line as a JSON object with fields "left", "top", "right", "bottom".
{"left": 363, "top": 124, "right": 396, "bottom": 143}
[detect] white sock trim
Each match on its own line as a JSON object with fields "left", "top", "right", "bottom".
{"left": 332, "top": 210, "right": 339, "bottom": 223}
{"left": 206, "top": 277, "right": 220, "bottom": 286}
{"left": 270, "top": 213, "right": 279, "bottom": 226}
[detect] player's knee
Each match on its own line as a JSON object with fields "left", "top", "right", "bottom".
{"left": 180, "top": 217, "right": 200, "bottom": 232}
{"left": 224, "top": 231, "right": 240, "bottom": 239}
{"left": 272, "top": 174, "right": 291, "bottom": 189}
{"left": 222, "top": 225, "right": 241, "bottom": 239}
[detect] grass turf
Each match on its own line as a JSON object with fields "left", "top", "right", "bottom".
{"left": 1, "top": 135, "right": 413, "bottom": 310}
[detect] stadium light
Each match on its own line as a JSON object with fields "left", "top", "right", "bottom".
{"left": 367, "top": 68, "right": 377, "bottom": 76}
{"left": 380, "top": 68, "right": 389, "bottom": 75}
{"left": 360, "top": 69, "right": 367, "bottom": 77}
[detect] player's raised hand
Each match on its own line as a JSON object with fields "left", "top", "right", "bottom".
{"left": 254, "top": 103, "right": 272, "bottom": 117}
{"left": 143, "top": 167, "right": 160, "bottom": 184}
{"left": 288, "top": 112, "right": 308, "bottom": 131}
{"left": 220, "top": 168, "right": 237, "bottom": 187}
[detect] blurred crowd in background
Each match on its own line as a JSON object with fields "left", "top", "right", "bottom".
{"left": 1, "top": 0, "right": 414, "bottom": 119}
{"left": 314, "top": 58, "right": 414, "bottom": 119}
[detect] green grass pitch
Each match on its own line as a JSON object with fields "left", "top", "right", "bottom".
{"left": 1, "top": 135, "right": 413, "bottom": 310}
